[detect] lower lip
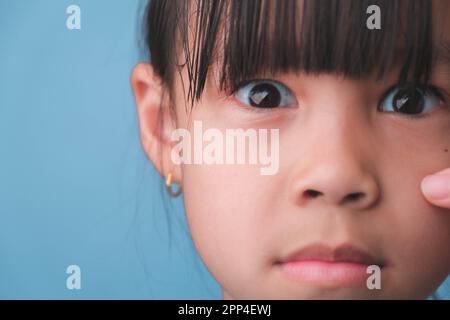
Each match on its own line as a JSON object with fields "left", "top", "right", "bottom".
{"left": 278, "top": 260, "right": 371, "bottom": 286}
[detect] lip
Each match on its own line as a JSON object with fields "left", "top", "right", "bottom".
{"left": 275, "top": 243, "right": 384, "bottom": 287}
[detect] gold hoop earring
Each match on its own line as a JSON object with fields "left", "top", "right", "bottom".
{"left": 165, "top": 173, "right": 182, "bottom": 197}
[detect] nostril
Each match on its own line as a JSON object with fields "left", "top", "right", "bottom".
{"left": 345, "top": 192, "right": 364, "bottom": 202}
{"left": 304, "top": 189, "right": 322, "bottom": 198}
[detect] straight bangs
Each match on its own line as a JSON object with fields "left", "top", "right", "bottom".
{"left": 147, "top": 0, "right": 434, "bottom": 106}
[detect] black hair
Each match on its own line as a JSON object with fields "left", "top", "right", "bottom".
{"left": 145, "top": 0, "right": 436, "bottom": 109}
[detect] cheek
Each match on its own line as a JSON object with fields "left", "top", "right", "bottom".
{"left": 389, "top": 198, "right": 450, "bottom": 293}
{"left": 181, "top": 164, "right": 277, "bottom": 278}
{"left": 380, "top": 135, "right": 450, "bottom": 257}
{"left": 375, "top": 146, "right": 450, "bottom": 294}
{"left": 388, "top": 197, "right": 450, "bottom": 265}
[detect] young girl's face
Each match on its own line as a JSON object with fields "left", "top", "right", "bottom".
{"left": 135, "top": 0, "right": 450, "bottom": 299}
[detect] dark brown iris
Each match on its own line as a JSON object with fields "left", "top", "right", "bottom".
{"left": 393, "top": 87, "right": 425, "bottom": 115}
{"left": 249, "top": 83, "right": 281, "bottom": 108}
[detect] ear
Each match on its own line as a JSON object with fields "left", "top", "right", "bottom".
{"left": 131, "top": 63, "right": 182, "bottom": 184}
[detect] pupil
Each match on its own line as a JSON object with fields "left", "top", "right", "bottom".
{"left": 249, "top": 83, "right": 281, "bottom": 108}
{"left": 393, "top": 87, "right": 424, "bottom": 114}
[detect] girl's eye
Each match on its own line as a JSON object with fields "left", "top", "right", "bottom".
{"left": 379, "top": 84, "right": 444, "bottom": 116}
{"left": 233, "top": 80, "right": 298, "bottom": 109}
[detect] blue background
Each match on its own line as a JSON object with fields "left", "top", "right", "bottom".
{"left": 0, "top": 0, "right": 447, "bottom": 299}
{"left": 0, "top": 0, "right": 220, "bottom": 299}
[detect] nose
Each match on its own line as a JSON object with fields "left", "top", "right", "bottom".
{"left": 291, "top": 166, "right": 380, "bottom": 210}
{"left": 287, "top": 76, "right": 382, "bottom": 211}
{"left": 289, "top": 129, "right": 380, "bottom": 211}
